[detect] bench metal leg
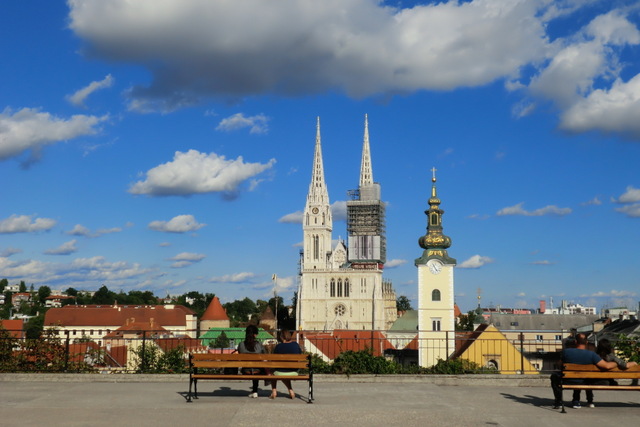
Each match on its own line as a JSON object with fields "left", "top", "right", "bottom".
{"left": 187, "top": 378, "right": 193, "bottom": 403}
{"left": 307, "top": 378, "right": 314, "bottom": 403}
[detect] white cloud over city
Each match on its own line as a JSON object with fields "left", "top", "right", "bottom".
{"left": 129, "top": 150, "right": 275, "bottom": 197}
{"left": 148, "top": 215, "right": 206, "bottom": 233}
{"left": 0, "top": 108, "right": 107, "bottom": 163}
{"left": 67, "top": 0, "right": 640, "bottom": 139}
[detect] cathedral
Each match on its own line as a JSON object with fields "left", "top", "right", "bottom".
{"left": 296, "top": 116, "right": 397, "bottom": 331}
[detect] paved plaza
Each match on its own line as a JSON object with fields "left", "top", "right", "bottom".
{"left": 1, "top": 374, "right": 639, "bottom": 426}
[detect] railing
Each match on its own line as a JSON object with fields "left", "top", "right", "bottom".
{"left": 0, "top": 328, "right": 566, "bottom": 375}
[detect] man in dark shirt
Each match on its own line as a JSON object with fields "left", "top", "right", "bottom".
{"left": 550, "top": 333, "right": 616, "bottom": 408}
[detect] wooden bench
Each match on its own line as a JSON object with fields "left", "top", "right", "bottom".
{"left": 187, "top": 353, "right": 314, "bottom": 403}
{"left": 560, "top": 363, "right": 640, "bottom": 412}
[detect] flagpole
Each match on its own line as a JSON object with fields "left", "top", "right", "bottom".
{"left": 272, "top": 274, "right": 278, "bottom": 333}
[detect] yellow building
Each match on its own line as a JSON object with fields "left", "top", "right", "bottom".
{"left": 452, "top": 324, "right": 538, "bottom": 374}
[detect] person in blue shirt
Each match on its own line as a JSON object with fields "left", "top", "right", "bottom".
{"left": 550, "top": 333, "right": 616, "bottom": 409}
{"left": 269, "top": 329, "right": 302, "bottom": 400}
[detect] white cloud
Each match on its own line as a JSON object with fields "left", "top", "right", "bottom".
{"left": 0, "top": 255, "right": 150, "bottom": 288}
{"left": 168, "top": 252, "right": 206, "bottom": 268}
{"left": 216, "top": 113, "right": 269, "bottom": 134}
{"left": 0, "top": 214, "right": 56, "bottom": 234}
{"left": 210, "top": 272, "right": 257, "bottom": 283}
{"left": 531, "top": 260, "right": 554, "bottom": 265}
{"left": 458, "top": 255, "right": 494, "bottom": 269}
{"left": 385, "top": 259, "right": 407, "bottom": 268}
{"left": 581, "top": 197, "right": 602, "bottom": 206}
{"left": 585, "top": 289, "right": 637, "bottom": 298}
{"left": 68, "top": 0, "right": 551, "bottom": 112}
{"left": 613, "top": 186, "right": 640, "bottom": 217}
{"left": 148, "top": 214, "right": 206, "bottom": 233}
{"left": 0, "top": 247, "right": 22, "bottom": 258}
{"left": 67, "top": 224, "right": 92, "bottom": 237}
{"left": 615, "top": 203, "right": 640, "bottom": 218}
{"left": 66, "top": 224, "right": 122, "bottom": 238}
{"left": 528, "top": 10, "right": 640, "bottom": 136}
{"left": 67, "top": 74, "right": 114, "bottom": 107}
{"left": 615, "top": 185, "right": 640, "bottom": 203}
{"left": 129, "top": 149, "right": 275, "bottom": 196}
{"left": 0, "top": 107, "right": 107, "bottom": 163}
{"left": 560, "top": 74, "right": 640, "bottom": 137}
{"left": 278, "top": 210, "right": 303, "bottom": 224}
{"left": 44, "top": 240, "right": 78, "bottom": 256}
{"left": 331, "top": 201, "right": 348, "bottom": 221}
{"left": 497, "top": 202, "right": 572, "bottom": 216}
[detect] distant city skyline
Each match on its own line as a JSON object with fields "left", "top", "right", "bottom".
{"left": 1, "top": 1, "right": 639, "bottom": 313}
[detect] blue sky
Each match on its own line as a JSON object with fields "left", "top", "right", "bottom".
{"left": 1, "top": 0, "right": 639, "bottom": 313}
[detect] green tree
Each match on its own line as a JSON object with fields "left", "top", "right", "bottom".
{"left": 65, "top": 287, "right": 78, "bottom": 297}
{"left": 0, "top": 278, "right": 8, "bottom": 293}
{"left": 0, "top": 326, "right": 18, "bottom": 371}
{"left": 19, "top": 281, "right": 27, "bottom": 293}
{"left": 615, "top": 334, "right": 640, "bottom": 363}
{"left": 396, "top": 296, "right": 412, "bottom": 311}
{"left": 37, "top": 285, "right": 51, "bottom": 305}
{"left": 212, "top": 331, "right": 230, "bottom": 349}
{"left": 456, "top": 310, "right": 480, "bottom": 331}
{"left": 25, "top": 313, "right": 45, "bottom": 339}
{"left": 224, "top": 297, "right": 257, "bottom": 325}
{"left": 92, "top": 285, "right": 116, "bottom": 305}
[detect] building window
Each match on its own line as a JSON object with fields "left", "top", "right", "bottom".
{"left": 313, "top": 235, "right": 319, "bottom": 260}
{"left": 337, "top": 279, "right": 343, "bottom": 297}
{"left": 536, "top": 335, "right": 543, "bottom": 341}
{"left": 432, "top": 319, "right": 441, "bottom": 331}
{"left": 345, "top": 279, "right": 349, "bottom": 297}
{"left": 432, "top": 289, "right": 441, "bottom": 301}
{"left": 335, "top": 304, "right": 346, "bottom": 316}
{"left": 555, "top": 335, "right": 562, "bottom": 340}
{"left": 330, "top": 279, "right": 336, "bottom": 297}
{"left": 510, "top": 322, "right": 518, "bottom": 326}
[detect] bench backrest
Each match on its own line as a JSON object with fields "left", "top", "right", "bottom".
{"left": 189, "top": 353, "right": 309, "bottom": 370}
{"left": 563, "top": 363, "right": 640, "bottom": 379}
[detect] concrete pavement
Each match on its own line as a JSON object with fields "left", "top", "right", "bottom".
{"left": 1, "top": 374, "right": 638, "bottom": 426}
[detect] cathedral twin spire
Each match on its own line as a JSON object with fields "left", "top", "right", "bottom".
{"left": 359, "top": 114, "right": 374, "bottom": 188}
{"left": 307, "top": 115, "right": 374, "bottom": 207}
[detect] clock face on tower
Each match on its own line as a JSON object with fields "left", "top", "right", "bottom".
{"left": 427, "top": 259, "right": 443, "bottom": 275}
{"left": 312, "top": 207, "right": 319, "bottom": 214}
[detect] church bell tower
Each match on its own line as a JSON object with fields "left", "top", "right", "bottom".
{"left": 415, "top": 168, "right": 456, "bottom": 367}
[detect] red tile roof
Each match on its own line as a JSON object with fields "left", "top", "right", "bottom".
{"left": 200, "top": 297, "right": 229, "bottom": 321}
{"left": 44, "top": 304, "right": 195, "bottom": 327}
{"left": 303, "top": 330, "right": 395, "bottom": 359}
{"left": 0, "top": 319, "right": 24, "bottom": 339}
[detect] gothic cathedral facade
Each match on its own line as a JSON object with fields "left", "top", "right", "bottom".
{"left": 296, "top": 116, "right": 397, "bottom": 331}
{"left": 415, "top": 170, "right": 456, "bottom": 367}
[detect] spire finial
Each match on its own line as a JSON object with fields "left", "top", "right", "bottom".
{"left": 431, "top": 167, "right": 437, "bottom": 182}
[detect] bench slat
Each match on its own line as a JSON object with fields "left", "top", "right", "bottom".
{"left": 192, "top": 374, "right": 310, "bottom": 381}
{"left": 563, "top": 372, "right": 640, "bottom": 379}
{"left": 191, "top": 354, "right": 307, "bottom": 361}
{"left": 561, "top": 385, "right": 640, "bottom": 391}
{"left": 563, "top": 363, "right": 640, "bottom": 373}
{"left": 193, "top": 361, "right": 308, "bottom": 369}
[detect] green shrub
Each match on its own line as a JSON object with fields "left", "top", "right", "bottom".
{"left": 331, "top": 349, "right": 400, "bottom": 375}
{"left": 615, "top": 334, "right": 639, "bottom": 363}
{"left": 426, "top": 358, "right": 484, "bottom": 374}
